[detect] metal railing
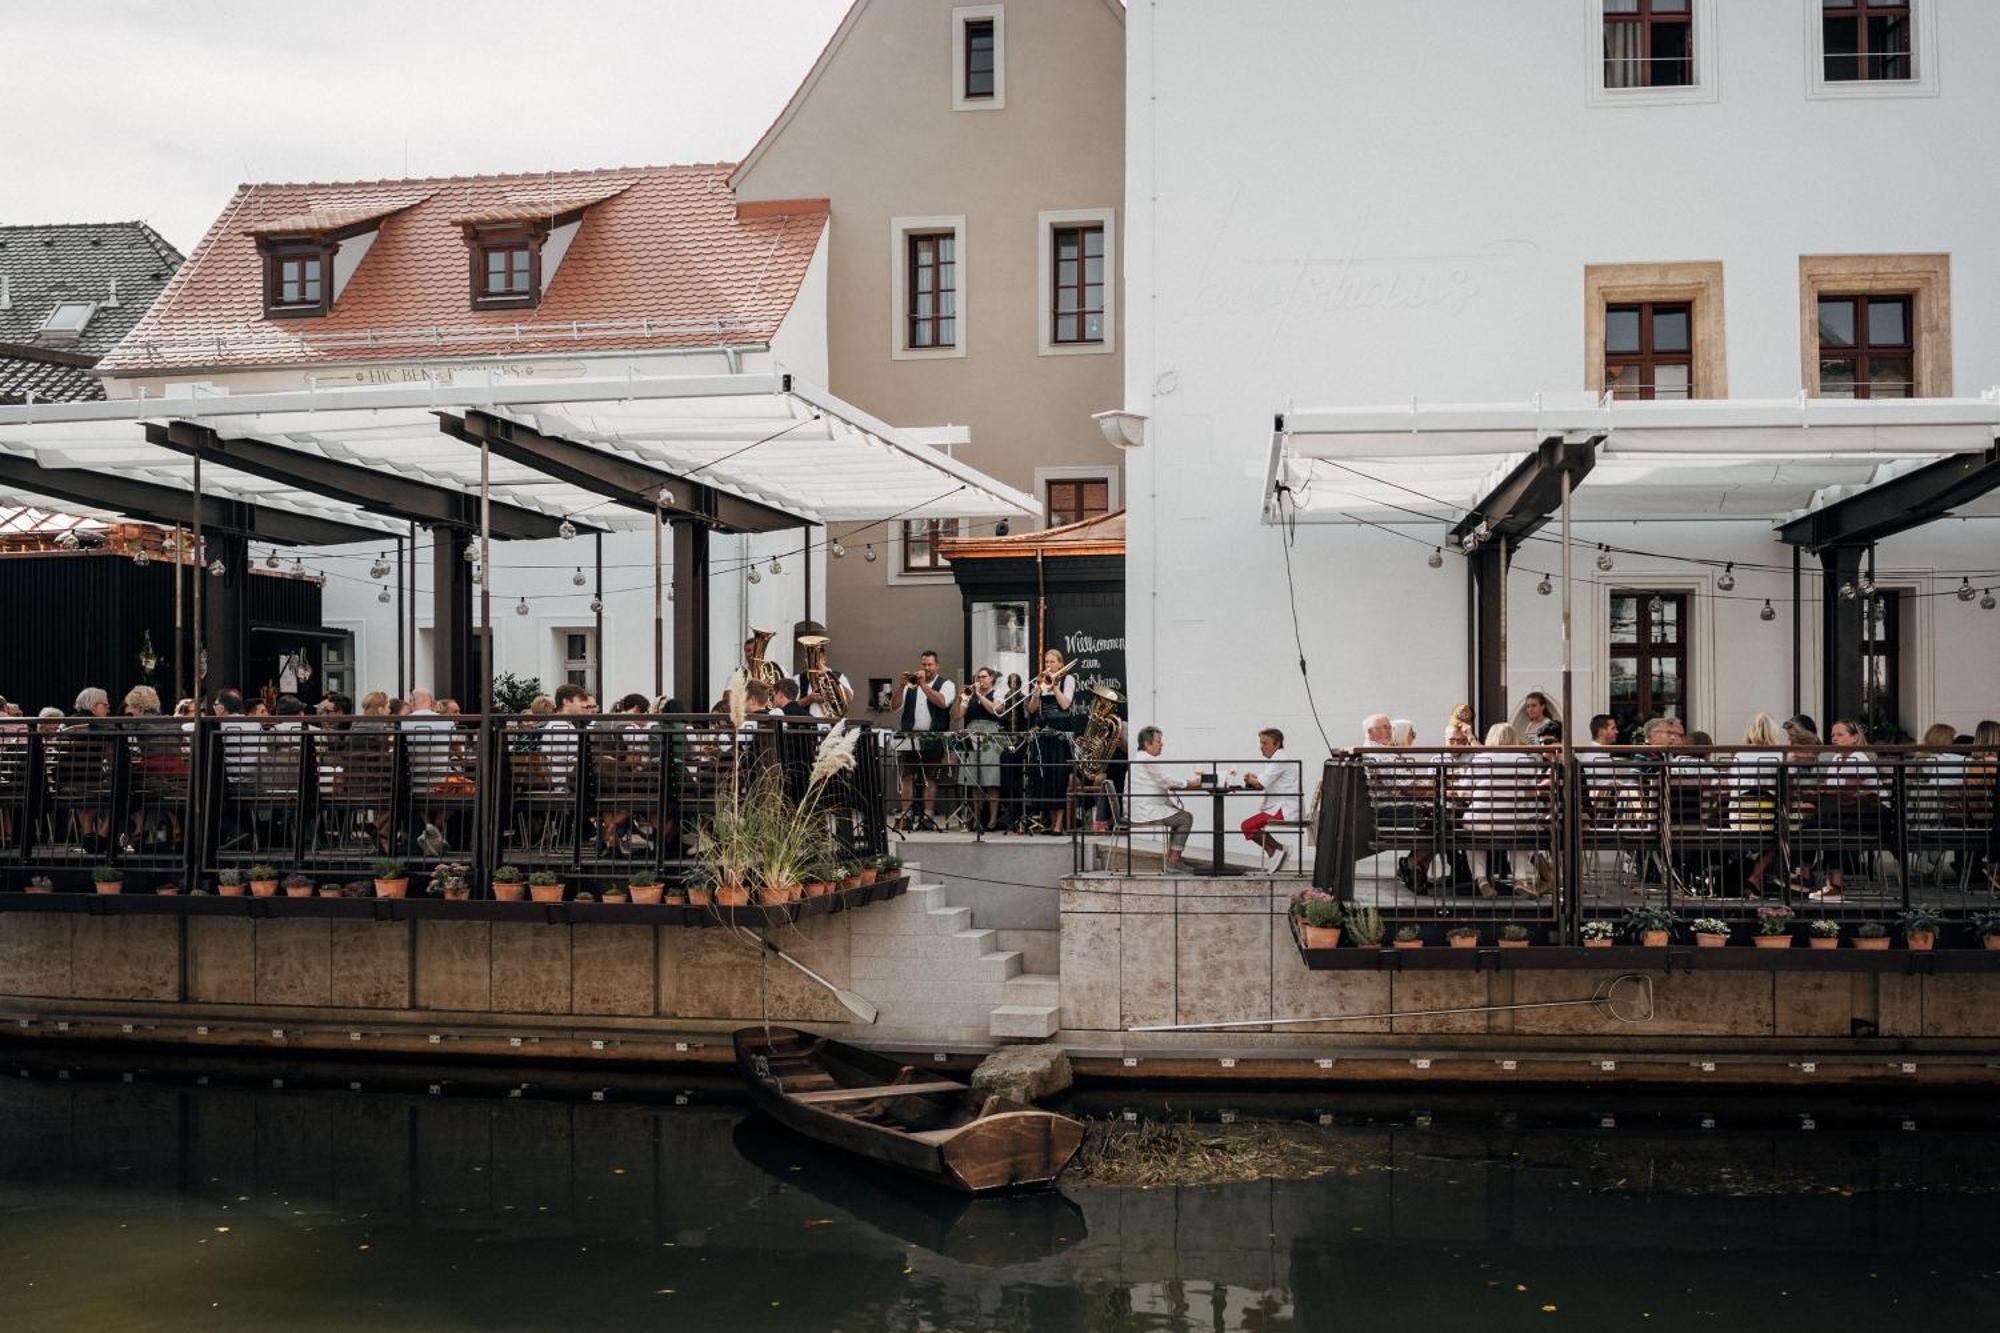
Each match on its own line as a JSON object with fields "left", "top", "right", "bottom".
{"left": 0, "top": 714, "right": 889, "bottom": 894}
{"left": 864, "top": 724, "right": 1123, "bottom": 837}
{"left": 1313, "top": 746, "right": 2000, "bottom": 939}
{"left": 1069, "top": 757, "right": 1310, "bottom": 875}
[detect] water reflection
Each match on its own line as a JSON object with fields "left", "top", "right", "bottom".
{"left": 3, "top": 1061, "right": 2000, "bottom": 1330}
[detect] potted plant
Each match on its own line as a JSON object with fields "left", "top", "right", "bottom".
{"left": 1691, "top": 917, "right": 1730, "bottom": 948}
{"left": 1972, "top": 910, "right": 2000, "bottom": 951}
{"left": 800, "top": 852, "right": 839, "bottom": 899}
{"left": 247, "top": 863, "right": 280, "bottom": 897}
{"left": 1447, "top": 925, "right": 1480, "bottom": 949}
{"left": 217, "top": 869, "right": 246, "bottom": 898}
{"left": 282, "top": 872, "right": 315, "bottom": 899}
{"left": 685, "top": 872, "right": 713, "bottom": 908}
{"left": 877, "top": 855, "right": 904, "bottom": 883}
{"left": 527, "top": 870, "right": 565, "bottom": 903}
{"left": 1581, "top": 920, "right": 1616, "bottom": 948}
{"left": 491, "top": 864, "right": 527, "bottom": 902}
{"left": 1899, "top": 906, "right": 1943, "bottom": 951}
{"left": 664, "top": 881, "right": 689, "bottom": 906}
{"left": 1753, "top": 904, "right": 1794, "bottom": 949}
{"left": 25, "top": 874, "right": 54, "bottom": 895}
{"left": 1498, "top": 923, "right": 1531, "bottom": 949}
{"left": 600, "top": 881, "right": 630, "bottom": 903}
{"left": 1344, "top": 904, "right": 1383, "bottom": 948}
{"left": 155, "top": 881, "right": 181, "bottom": 897}
{"left": 427, "top": 862, "right": 472, "bottom": 901}
{"left": 1392, "top": 924, "right": 1424, "bottom": 950}
{"left": 855, "top": 857, "right": 880, "bottom": 887}
{"left": 1853, "top": 921, "right": 1891, "bottom": 951}
{"left": 1807, "top": 918, "right": 1842, "bottom": 950}
{"left": 627, "top": 871, "right": 665, "bottom": 906}
{"left": 91, "top": 864, "right": 124, "bottom": 895}
{"left": 371, "top": 858, "right": 409, "bottom": 900}
{"left": 343, "top": 879, "right": 373, "bottom": 899}
{"left": 318, "top": 880, "right": 344, "bottom": 899}
{"left": 837, "top": 861, "right": 863, "bottom": 892}
{"left": 1624, "top": 906, "right": 1676, "bottom": 947}
{"left": 1294, "top": 890, "right": 1342, "bottom": 948}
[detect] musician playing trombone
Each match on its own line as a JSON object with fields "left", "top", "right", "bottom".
{"left": 1023, "top": 649, "right": 1078, "bottom": 834}
{"left": 894, "top": 650, "right": 956, "bottom": 832}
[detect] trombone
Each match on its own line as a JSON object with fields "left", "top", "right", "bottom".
{"left": 994, "top": 656, "right": 1080, "bottom": 720}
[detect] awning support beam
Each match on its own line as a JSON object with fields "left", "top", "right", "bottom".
{"left": 1449, "top": 436, "right": 1600, "bottom": 545}
{"left": 1777, "top": 443, "right": 2000, "bottom": 551}
{"left": 0, "top": 454, "right": 383, "bottom": 546}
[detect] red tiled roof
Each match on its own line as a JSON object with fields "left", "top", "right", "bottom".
{"left": 100, "top": 165, "right": 827, "bottom": 372}
{"left": 242, "top": 196, "right": 434, "bottom": 236}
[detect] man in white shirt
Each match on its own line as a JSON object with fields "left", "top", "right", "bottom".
{"left": 1127, "top": 725, "right": 1200, "bottom": 870}
{"left": 1241, "top": 727, "right": 1301, "bottom": 873}
{"left": 896, "top": 650, "right": 957, "bottom": 831}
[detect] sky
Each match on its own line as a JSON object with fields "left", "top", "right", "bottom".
{"left": 2, "top": 0, "right": 853, "bottom": 254}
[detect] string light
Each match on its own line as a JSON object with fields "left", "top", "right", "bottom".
{"left": 769, "top": 556, "right": 783, "bottom": 575}
{"left": 265, "top": 550, "right": 280, "bottom": 569}
{"left": 1858, "top": 574, "right": 1876, "bottom": 596}
{"left": 589, "top": 597, "right": 603, "bottom": 614}
{"left": 558, "top": 519, "right": 576, "bottom": 540}
{"left": 131, "top": 548, "right": 150, "bottom": 568}
{"left": 1717, "top": 563, "right": 1735, "bottom": 592}
{"left": 462, "top": 543, "right": 480, "bottom": 564}
{"left": 864, "top": 544, "right": 878, "bottom": 563}
{"left": 514, "top": 596, "right": 530, "bottom": 617}
{"left": 291, "top": 557, "right": 307, "bottom": 577}
{"left": 1759, "top": 599, "right": 1777, "bottom": 622}
{"left": 1839, "top": 581, "right": 1858, "bottom": 600}
{"left": 1984, "top": 590, "right": 1997, "bottom": 612}
{"left": 1536, "top": 575, "right": 1552, "bottom": 596}
{"left": 57, "top": 530, "right": 81, "bottom": 551}
{"left": 1958, "top": 578, "right": 1977, "bottom": 602}
{"left": 747, "top": 567, "right": 762, "bottom": 584}
{"left": 1427, "top": 547, "right": 1443, "bottom": 569}
{"left": 831, "top": 539, "right": 847, "bottom": 559}
{"left": 377, "top": 588, "right": 391, "bottom": 604}
{"left": 207, "top": 557, "right": 226, "bottom": 577}
{"left": 571, "top": 567, "right": 586, "bottom": 587}
{"left": 1595, "top": 545, "right": 1613, "bottom": 572}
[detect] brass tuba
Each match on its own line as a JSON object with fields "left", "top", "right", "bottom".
{"left": 1074, "top": 682, "right": 1122, "bottom": 786}
{"left": 744, "top": 626, "right": 784, "bottom": 686}
{"left": 802, "top": 639, "right": 845, "bottom": 719}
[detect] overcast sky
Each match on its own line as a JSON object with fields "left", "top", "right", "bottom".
{"left": 2, "top": 0, "right": 852, "bottom": 254}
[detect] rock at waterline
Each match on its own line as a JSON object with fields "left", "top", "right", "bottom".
{"left": 972, "top": 1044, "right": 1073, "bottom": 1105}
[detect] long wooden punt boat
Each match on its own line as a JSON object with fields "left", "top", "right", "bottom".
{"left": 734, "top": 1025, "right": 1084, "bottom": 1194}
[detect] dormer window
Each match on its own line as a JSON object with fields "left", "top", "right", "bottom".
{"left": 258, "top": 238, "right": 334, "bottom": 318}
{"left": 35, "top": 301, "right": 97, "bottom": 346}
{"left": 470, "top": 228, "right": 540, "bottom": 308}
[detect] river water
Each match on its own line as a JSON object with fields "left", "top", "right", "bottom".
{"left": 3, "top": 1052, "right": 1998, "bottom": 1331}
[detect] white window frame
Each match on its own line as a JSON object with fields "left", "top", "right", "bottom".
{"left": 889, "top": 215, "right": 968, "bottom": 361}
{"left": 1034, "top": 466, "right": 1121, "bottom": 530}
{"left": 951, "top": 5, "right": 1006, "bottom": 112}
{"left": 552, "top": 626, "right": 597, "bottom": 691}
{"left": 887, "top": 517, "right": 964, "bottom": 587}
{"left": 1805, "top": 0, "right": 1938, "bottom": 100}
{"left": 1584, "top": 0, "right": 1720, "bottom": 108}
{"left": 1036, "top": 208, "right": 1117, "bottom": 357}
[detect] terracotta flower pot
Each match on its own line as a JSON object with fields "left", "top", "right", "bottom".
{"left": 1498, "top": 937, "right": 1530, "bottom": 948}
{"left": 1808, "top": 935, "right": 1839, "bottom": 949}
{"left": 688, "top": 887, "right": 713, "bottom": 907}
{"left": 1695, "top": 933, "right": 1728, "bottom": 948}
{"left": 601, "top": 893, "right": 629, "bottom": 906}
{"left": 1854, "top": 935, "right": 1891, "bottom": 950}
{"left": 631, "top": 884, "right": 664, "bottom": 905}
{"left": 857, "top": 867, "right": 879, "bottom": 886}
{"left": 492, "top": 880, "right": 526, "bottom": 902}
{"left": 374, "top": 877, "right": 409, "bottom": 900}
{"left": 318, "top": 887, "right": 342, "bottom": 898}
{"left": 249, "top": 879, "right": 279, "bottom": 898}
{"left": 156, "top": 886, "right": 180, "bottom": 896}
{"left": 804, "top": 881, "right": 834, "bottom": 898}
{"left": 1583, "top": 937, "right": 1613, "bottom": 948}
{"left": 665, "top": 891, "right": 688, "bottom": 905}
{"left": 94, "top": 880, "right": 124, "bottom": 895}
{"left": 1300, "top": 924, "right": 1341, "bottom": 949}
{"left": 25, "top": 883, "right": 53, "bottom": 895}
{"left": 1985, "top": 935, "right": 2000, "bottom": 952}
{"left": 528, "top": 882, "right": 566, "bottom": 903}
{"left": 1393, "top": 938, "right": 1424, "bottom": 950}
{"left": 839, "top": 875, "right": 861, "bottom": 892}
{"left": 218, "top": 881, "right": 246, "bottom": 897}
{"left": 444, "top": 887, "right": 471, "bottom": 902}
{"left": 1906, "top": 931, "right": 1936, "bottom": 951}
{"left": 1640, "top": 929, "right": 1670, "bottom": 948}
{"left": 285, "top": 883, "right": 313, "bottom": 898}
{"left": 1753, "top": 933, "right": 1791, "bottom": 949}
{"left": 1448, "top": 934, "right": 1479, "bottom": 949}
{"left": 716, "top": 885, "right": 750, "bottom": 907}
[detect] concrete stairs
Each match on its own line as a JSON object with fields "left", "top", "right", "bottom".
{"left": 847, "top": 865, "right": 1060, "bottom": 1043}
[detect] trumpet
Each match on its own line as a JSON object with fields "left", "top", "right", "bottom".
{"left": 995, "top": 657, "right": 1080, "bottom": 719}
{"left": 897, "top": 662, "right": 932, "bottom": 688}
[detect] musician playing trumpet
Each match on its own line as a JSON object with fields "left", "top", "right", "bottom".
{"left": 1024, "top": 648, "right": 1078, "bottom": 834}
{"left": 895, "top": 649, "right": 956, "bottom": 831}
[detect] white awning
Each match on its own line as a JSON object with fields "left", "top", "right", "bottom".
{"left": 0, "top": 371, "right": 1039, "bottom": 538}
{"left": 1266, "top": 393, "right": 2000, "bottom": 527}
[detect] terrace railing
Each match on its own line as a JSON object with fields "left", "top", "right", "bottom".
{"left": 1313, "top": 746, "right": 2000, "bottom": 942}
{"left": 0, "top": 714, "right": 889, "bottom": 894}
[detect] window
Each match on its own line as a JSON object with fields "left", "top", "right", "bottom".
{"left": 1822, "top": 0, "right": 1912, "bottom": 81}
{"left": 1862, "top": 590, "right": 1900, "bottom": 734}
{"left": 560, "top": 630, "right": 595, "bottom": 689}
{"left": 1604, "top": 302, "right": 1692, "bottom": 400}
{"left": 261, "top": 240, "right": 332, "bottom": 318}
{"left": 468, "top": 228, "right": 541, "bottom": 309}
{"left": 1607, "top": 591, "right": 1688, "bottom": 738}
{"left": 34, "top": 301, "right": 95, "bottom": 345}
{"left": 1816, "top": 294, "right": 1914, "bottom": 398}
{"left": 1603, "top": 0, "right": 1693, "bottom": 88}
{"left": 906, "top": 232, "right": 958, "bottom": 350}
{"left": 901, "top": 518, "right": 952, "bottom": 574}
{"left": 951, "top": 6, "right": 1005, "bottom": 111}
{"left": 1797, "top": 255, "right": 1949, "bottom": 397}
{"left": 1046, "top": 477, "right": 1110, "bottom": 528}
{"left": 1050, "top": 225, "right": 1106, "bottom": 345}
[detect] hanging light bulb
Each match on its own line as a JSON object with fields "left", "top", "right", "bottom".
{"left": 265, "top": 550, "right": 280, "bottom": 569}
{"left": 377, "top": 588, "right": 392, "bottom": 605}
{"left": 588, "top": 597, "right": 603, "bottom": 614}
{"left": 514, "top": 596, "right": 530, "bottom": 617}
{"left": 370, "top": 553, "right": 390, "bottom": 579}
{"left": 831, "top": 539, "right": 847, "bottom": 559}
{"left": 1858, "top": 574, "right": 1875, "bottom": 597}
{"left": 769, "top": 556, "right": 783, "bottom": 576}
{"left": 1536, "top": 575, "right": 1552, "bottom": 596}
{"left": 1839, "top": 581, "right": 1858, "bottom": 600}
{"left": 864, "top": 544, "right": 878, "bottom": 563}
{"left": 558, "top": 519, "right": 576, "bottom": 541}
{"left": 1717, "top": 563, "right": 1736, "bottom": 592}
{"left": 1595, "top": 546, "right": 1613, "bottom": 572}
{"left": 207, "top": 557, "right": 226, "bottom": 577}
{"left": 57, "top": 530, "right": 81, "bottom": 551}
{"left": 1427, "top": 547, "right": 1443, "bottom": 569}
{"left": 131, "top": 547, "right": 150, "bottom": 568}
{"left": 571, "top": 567, "right": 586, "bottom": 588}
{"left": 1760, "top": 599, "right": 1777, "bottom": 622}
{"left": 462, "top": 542, "right": 480, "bottom": 563}
{"left": 291, "top": 557, "right": 307, "bottom": 577}
{"left": 1957, "top": 578, "right": 1978, "bottom": 603}
{"left": 747, "top": 567, "right": 762, "bottom": 585}
{"left": 655, "top": 487, "right": 677, "bottom": 508}
{"left": 1984, "top": 590, "right": 1998, "bottom": 612}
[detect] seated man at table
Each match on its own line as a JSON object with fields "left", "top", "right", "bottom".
{"left": 1128, "top": 726, "right": 1200, "bottom": 871}
{"left": 1242, "top": 727, "right": 1301, "bottom": 873}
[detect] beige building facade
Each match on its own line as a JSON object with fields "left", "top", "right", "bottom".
{"left": 732, "top": 0, "right": 1125, "bottom": 709}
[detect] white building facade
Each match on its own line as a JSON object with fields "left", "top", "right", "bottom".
{"left": 1122, "top": 0, "right": 2000, "bottom": 756}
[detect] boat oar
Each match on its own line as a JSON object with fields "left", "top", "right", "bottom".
{"left": 735, "top": 926, "right": 879, "bottom": 1025}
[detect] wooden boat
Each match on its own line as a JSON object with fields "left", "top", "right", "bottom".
{"left": 733, "top": 1025, "right": 1085, "bottom": 1195}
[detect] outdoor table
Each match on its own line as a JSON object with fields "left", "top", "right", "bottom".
{"left": 1186, "top": 781, "right": 1249, "bottom": 877}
